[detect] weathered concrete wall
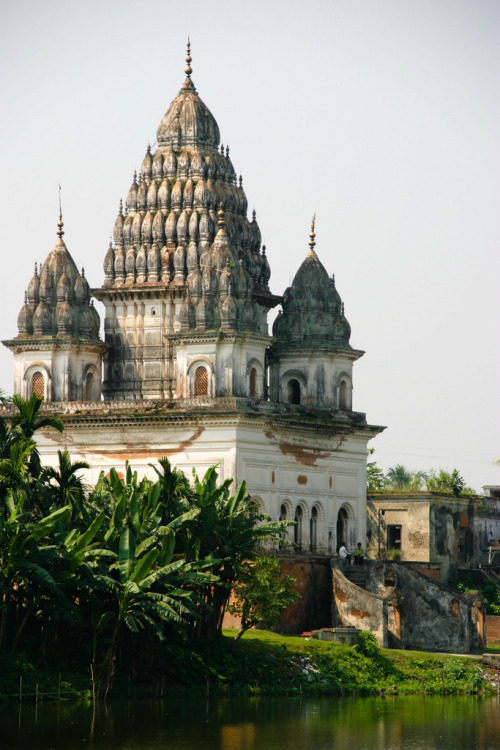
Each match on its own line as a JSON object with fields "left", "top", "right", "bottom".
{"left": 429, "top": 496, "right": 480, "bottom": 582}
{"left": 486, "top": 616, "right": 500, "bottom": 645}
{"left": 367, "top": 493, "right": 480, "bottom": 583}
{"left": 373, "top": 561, "right": 484, "bottom": 653}
{"left": 331, "top": 560, "right": 486, "bottom": 653}
{"left": 366, "top": 496, "right": 430, "bottom": 561}
{"left": 331, "top": 561, "right": 389, "bottom": 647}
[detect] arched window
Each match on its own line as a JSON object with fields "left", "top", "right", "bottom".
{"left": 195, "top": 366, "right": 208, "bottom": 396}
{"left": 287, "top": 379, "right": 301, "bottom": 405}
{"left": 249, "top": 367, "right": 257, "bottom": 397}
{"left": 339, "top": 380, "right": 348, "bottom": 409}
{"left": 294, "top": 505, "right": 303, "bottom": 549}
{"left": 85, "top": 371, "right": 99, "bottom": 401}
{"left": 310, "top": 506, "right": 318, "bottom": 552}
{"left": 279, "top": 504, "right": 288, "bottom": 550}
{"left": 31, "top": 371, "right": 44, "bottom": 399}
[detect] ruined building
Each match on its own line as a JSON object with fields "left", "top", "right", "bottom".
{"left": 3, "top": 43, "right": 383, "bottom": 553}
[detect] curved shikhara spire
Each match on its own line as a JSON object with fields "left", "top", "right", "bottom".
{"left": 101, "top": 42, "right": 271, "bottom": 333}
{"left": 272, "top": 218, "right": 351, "bottom": 348}
{"left": 17, "top": 211, "right": 100, "bottom": 340}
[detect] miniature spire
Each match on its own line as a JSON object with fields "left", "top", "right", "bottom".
{"left": 239, "top": 175, "right": 243, "bottom": 188}
{"left": 34, "top": 261, "right": 38, "bottom": 275}
{"left": 226, "top": 145, "right": 230, "bottom": 158}
{"left": 119, "top": 198, "right": 123, "bottom": 216}
{"left": 57, "top": 184, "right": 64, "bottom": 238}
{"left": 220, "top": 143, "right": 225, "bottom": 155}
{"left": 252, "top": 209, "right": 256, "bottom": 222}
{"left": 306, "top": 214, "right": 317, "bottom": 258}
{"left": 262, "top": 245, "right": 267, "bottom": 256}
{"left": 185, "top": 38, "right": 192, "bottom": 79}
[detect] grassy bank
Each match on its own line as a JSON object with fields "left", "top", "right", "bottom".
{"left": 0, "top": 629, "right": 494, "bottom": 701}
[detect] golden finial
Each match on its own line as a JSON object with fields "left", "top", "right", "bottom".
{"left": 217, "top": 202, "right": 227, "bottom": 236}
{"left": 185, "top": 38, "right": 192, "bottom": 78}
{"left": 57, "top": 183, "right": 64, "bottom": 238}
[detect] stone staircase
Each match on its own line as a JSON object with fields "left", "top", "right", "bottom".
{"left": 344, "top": 564, "right": 368, "bottom": 590}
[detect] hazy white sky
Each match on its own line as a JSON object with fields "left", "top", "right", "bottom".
{"left": 0, "top": 0, "right": 498, "bottom": 491}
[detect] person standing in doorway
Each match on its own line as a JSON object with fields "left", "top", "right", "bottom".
{"left": 354, "top": 542, "right": 364, "bottom": 566}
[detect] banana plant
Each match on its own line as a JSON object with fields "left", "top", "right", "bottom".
{"left": 0, "top": 490, "right": 72, "bottom": 651}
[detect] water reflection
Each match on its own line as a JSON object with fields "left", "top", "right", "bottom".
{"left": 1, "top": 694, "right": 499, "bottom": 750}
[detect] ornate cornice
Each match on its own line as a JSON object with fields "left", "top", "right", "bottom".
{"left": 2, "top": 337, "right": 107, "bottom": 354}
{"left": 93, "top": 285, "right": 186, "bottom": 302}
{"left": 0, "top": 396, "right": 384, "bottom": 438}
{"left": 268, "top": 346, "right": 365, "bottom": 362}
{"left": 171, "top": 331, "right": 273, "bottom": 346}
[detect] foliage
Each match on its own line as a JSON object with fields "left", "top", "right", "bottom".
{"left": 227, "top": 555, "right": 299, "bottom": 641}
{"left": 456, "top": 575, "right": 500, "bottom": 615}
{"left": 0, "top": 396, "right": 292, "bottom": 695}
{"left": 385, "top": 464, "right": 427, "bottom": 491}
{"left": 426, "top": 468, "right": 475, "bottom": 496}
{"left": 366, "top": 449, "right": 386, "bottom": 492}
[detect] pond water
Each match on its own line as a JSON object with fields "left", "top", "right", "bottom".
{"left": 1, "top": 694, "right": 499, "bottom": 750}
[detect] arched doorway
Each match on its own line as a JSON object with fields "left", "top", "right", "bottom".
{"left": 337, "top": 507, "right": 349, "bottom": 552}
{"left": 287, "top": 379, "right": 301, "bottom": 405}
{"left": 294, "top": 505, "right": 303, "bottom": 549}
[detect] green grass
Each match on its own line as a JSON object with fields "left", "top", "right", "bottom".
{"left": 0, "top": 630, "right": 492, "bottom": 702}
{"left": 218, "top": 629, "right": 488, "bottom": 696}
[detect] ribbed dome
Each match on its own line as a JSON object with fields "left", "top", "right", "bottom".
{"left": 272, "top": 220, "right": 351, "bottom": 350}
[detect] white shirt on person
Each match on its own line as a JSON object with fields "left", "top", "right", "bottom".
{"left": 339, "top": 545, "right": 349, "bottom": 558}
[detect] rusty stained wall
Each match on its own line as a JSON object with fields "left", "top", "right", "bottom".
{"left": 276, "top": 556, "right": 333, "bottom": 634}
{"left": 331, "top": 563, "right": 389, "bottom": 647}
{"left": 35, "top": 416, "right": 238, "bottom": 487}
{"left": 486, "top": 616, "right": 500, "bottom": 645}
{"left": 221, "top": 556, "right": 332, "bottom": 635}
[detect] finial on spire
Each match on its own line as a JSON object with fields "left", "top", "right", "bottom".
{"left": 82, "top": 267, "right": 86, "bottom": 277}
{"left": 119, "top": 198, "right": 123, "bottom": 216}
{"left": 252, "top": 209, "right": 256, "bottom": 222}
{"left": 262, "top": 245, "right": 267, "bottom": 257}
{"left": 220, "top": 143, "right": 224, "bottom": 155}
{"left": 308, "top": 214, "right": 316, "bottom": 252}
{"left": 57, "top": 183, "right": 64, "bottom": 238}
{"left": 133, "top": 170, "right": 137, "bottom": 184}
{"left": 341, "top": 302, "right": 345, "bottom": 316}
{"left": 239, "top": 175, "right": 243, "bottom": 188}
{"left": 226, "top": 145, "right": 230, "bottom": 158}
{"left": 24, "top": 291, "right": 28, "bottom": 304}
{"left": 217, "top": 202, "right": 227, "bottom": 236}
{"left": 185, "top": 38, "right": 192, "bottom": 78}
{"left": 34, "top": 261, "right": 38, "bottom": 275}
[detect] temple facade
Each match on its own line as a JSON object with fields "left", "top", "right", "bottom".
{"left": 3, "top": 43, "right": 384, "bottom": 555}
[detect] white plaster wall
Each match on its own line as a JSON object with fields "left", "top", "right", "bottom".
{"left": 34, "top": 414, "right": 370, "bottom": 554}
